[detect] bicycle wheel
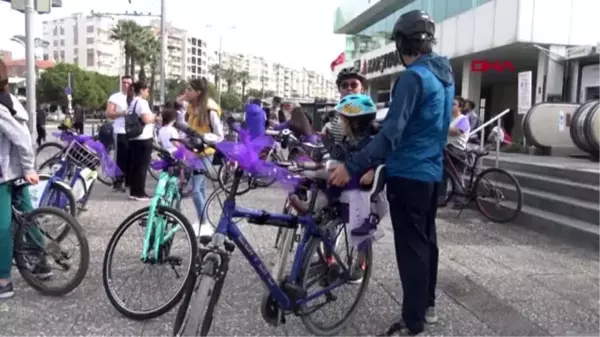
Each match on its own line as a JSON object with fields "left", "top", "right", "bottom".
{"left": 299, "top": 224, "right": 373, "bottom": 336}
{"left": 173, "top": 257, "right": 221, "bottom": 337}
{"left": 271, "top": 198, "right": 296, "bottom": 281}
{"left": 35, "top": 142, "right": 64, "bottom": 169}
{"left": 13, "top": 207, "right": 90, "bottom": 296}
{"left": 442, "top": 167, "right": 456, "bottom": 205}
{"left": 103, "top": 205, "right": 197, "bottom": 320}
{"left": 474, "top": 167, "right": 523, "bottom": 223}
{"left": 217, "top": 161, "right": 251, "bottom": 196}
{"left": 254, "top": 151, "right": 281, "bottom": 188}
{"left": 38, "top": 156, "right": 64, "bottom": 177}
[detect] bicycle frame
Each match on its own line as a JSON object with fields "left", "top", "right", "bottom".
{"left": 444, "top": 150, "right": 477, "bottom": 193}
{"left": 141, "top": 169, "right": 182, "bottom": 262}
{"left": 209, "top": 168, "right": 349, "bottom": 311}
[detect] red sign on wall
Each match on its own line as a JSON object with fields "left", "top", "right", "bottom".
{"left": 471, "top": 60, "right": 515, "bottom": 72}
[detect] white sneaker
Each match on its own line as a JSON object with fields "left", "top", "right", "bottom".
{"left": 425, "top": 306, "right": 438, "bottom": 324}
{"left": 196, "top": 222, "right": 214, "bottom": 238}
{"left": 191, "top": 222, "right": 200, "bottom": 236}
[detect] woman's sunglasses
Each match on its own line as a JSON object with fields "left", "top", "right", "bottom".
{"left": 340, "top": 81, "right": 361, "bottom": 90}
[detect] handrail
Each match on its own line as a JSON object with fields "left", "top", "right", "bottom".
{"left": 467, "top": 108, "right": 510, "bottom": 168}
{"left": 468, "top": 108, "right": 510, "bottom": 136}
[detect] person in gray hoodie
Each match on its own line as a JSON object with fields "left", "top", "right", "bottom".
{"left": 0, "top": 59, "right": 49, "bottom": 299}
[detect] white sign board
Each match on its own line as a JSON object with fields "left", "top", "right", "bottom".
{"left": 518, "top": 71, "right": 533, "bottom": 114}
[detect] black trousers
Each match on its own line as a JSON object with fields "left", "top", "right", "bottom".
{"left": 73, "top": 121, "right": 84, "bottom": 134}
{"left": 386, "top": 176, "right": 439, "bottom": 334}
{"left": 113, "top": 134, "right": 130, "bottom": 188}
{"left": 36, "top": 126, "right": 46, "bottom": 147}
{"left": 127, "top": 138, "right": 153, "bottom": 197}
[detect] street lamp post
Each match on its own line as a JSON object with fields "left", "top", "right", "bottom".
{"left": 159, "top": 0, "right": 167, "bottom": 106}
{"left": 24, "top": 0, "right": 36, "bottom": 142}
{"left": 205, "top": 25, "right": 235, "bottom": 108}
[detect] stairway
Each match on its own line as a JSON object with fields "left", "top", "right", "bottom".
{"left": 480, "top": 154, "right": 599, "bottom": 248}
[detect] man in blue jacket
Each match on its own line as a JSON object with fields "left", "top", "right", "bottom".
{"left": 244, "top": 98, "right": 266, "bottom": 139}
{"left": 329, "top": 10, "right": 454, "bottom": 336}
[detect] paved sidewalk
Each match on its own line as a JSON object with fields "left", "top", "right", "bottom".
{"left": 1, "top": 181, "right": 598, "bottom": 336}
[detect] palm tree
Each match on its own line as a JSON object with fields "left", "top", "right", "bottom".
{"left": 135, "top": 29, "right": 158, "bottom": 83}
{"left": 208, "top": 64, "right": 221, "bottom": 89}
{"left": 110, "top": 20, "right": 145, "bottom": 76}
{"left": 238, "top": 70, "right": 250, "bottom": 99}
{"left": 222, "top": 67, "right": 239, "bottom": 93}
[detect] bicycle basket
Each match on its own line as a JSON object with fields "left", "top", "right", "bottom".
{"left": 65, "top": 140, "right": 101, "bottom": 170}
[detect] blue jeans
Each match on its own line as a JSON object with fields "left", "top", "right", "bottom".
{"left": 191, "top": 155, "right": 213, "bottom": 223}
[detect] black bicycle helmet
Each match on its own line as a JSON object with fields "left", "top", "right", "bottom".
{"left": 390, "top": 10, "right": 435, "bottom": 41}
{"left": 336, "top": 67, "right": 367, "bottom": 87}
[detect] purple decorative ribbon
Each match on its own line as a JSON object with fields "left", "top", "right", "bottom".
{"left": 150, "top": 146, "right": 209, "bottom": 172}
{"left": 216, "top": 128, "right": 301, "bottom": 190}
{"left": 52, "top": 131, "right": 121, "bottom": 177}
{"left": 81, "top": 138, "right": 122, "bottom": 178}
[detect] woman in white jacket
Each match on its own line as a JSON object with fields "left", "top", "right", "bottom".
{"left": 0, "top": 59, "right": 49, "bottom": 299}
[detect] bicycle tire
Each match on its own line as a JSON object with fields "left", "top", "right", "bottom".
{"left": 217, "top": 162, "right": 251, "bottom": 196}
{"left": 442, "top": 167, "right": 456, "bottom": 205}
{"left": 14, "top": 207, "right": 90, "bottom": 296}
{"left": 299, "top": 231, "right": 373, "bottom": 336}
{"left": 173, "top": 258, "right": 218, "bottom": 337}
{"left": 254, "top": 151, "right": 281, "bottom": 188}
{"left": 35, "top": 142, "right": 64, "bottom": 169}
{"left": 102, "top": 205, "right": 197, "bottom": 320}
{"left": 38, "top": 156, "right": 64, "bottom": 176}
{"left": 474, "top": 167, "right": 523, "bottom": 223}
{"left": 272, "top": 198, "right": 295, "bottom": 281}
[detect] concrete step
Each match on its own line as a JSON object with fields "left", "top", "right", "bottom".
{"left": 496, "top": 201, "right": 599, "bottom": 249}
{"left": 481, "top": 157, "right": 599, "bottom": 186}
{"left": 495, "top": 182, "right": 599, "bottom": 225}
{"left": 507, "top": 170, "right": 600, "bottom": 204}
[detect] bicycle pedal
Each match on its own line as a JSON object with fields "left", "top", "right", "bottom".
{"left": 166, "top": 256, "right": 182, "bottom": 266}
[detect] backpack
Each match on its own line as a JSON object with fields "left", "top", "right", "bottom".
{"left": 125, "top": 101, "right": 144, "bottom": 139}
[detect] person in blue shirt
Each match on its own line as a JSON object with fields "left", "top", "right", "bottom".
{"left": 329, "top": 10, "right": 454, "bottom": 336}
{"left": 244, "top": 98, "right": 266, "bottom": 139}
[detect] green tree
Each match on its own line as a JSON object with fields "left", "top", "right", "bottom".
{"left": 222, "top": 67, "right": 239, "bottom": 93}
{"left": 164, "top": 79, "right": 188, "bottom": 102}
{"left": 238, "top": 70, "right": 250, "bottom": 99}
{"left": 37, "top": 63, "right": 117, "bottom": 109}
{"left": 110, "top": 20, "right": 145, "bottom": 76}
{"left": 208, "top": 64, "right": 221, "bottom": 87}
{"left": 220, "top": 91, "right": 242, "bottom": 111}
{"left": 246, "top": 88, "right": 262, "bottom": 99}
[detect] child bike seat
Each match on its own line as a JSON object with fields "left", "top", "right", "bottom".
{"left": 369, "top": 165, "right": 385, "bottom": 202}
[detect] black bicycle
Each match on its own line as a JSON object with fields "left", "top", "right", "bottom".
{"left": 11, "top": 179, "right": 90, "bottom": 296}
{"left": 443, "top": 147, "right": 523, "bottom": 223}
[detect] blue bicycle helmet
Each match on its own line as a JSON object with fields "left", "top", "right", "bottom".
{"left": 335, "top": 94, "right": 377, "bottom": 117}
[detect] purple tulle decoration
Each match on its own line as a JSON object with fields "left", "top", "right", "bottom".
{"left": 150, "top": 146, "right": 209, "bottom": 172}
{"left": 53, "top": 131, "right": 76, "bottom": 143}
{"left": 82, "top": 138, "right": 122, "bottom": 178}
{"left": 216, "top": 128, "right": 301, "bottom": 190}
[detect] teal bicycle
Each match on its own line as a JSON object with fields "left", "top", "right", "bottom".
{"left": 102, "top": 141, "right": 213, "bottom": 320}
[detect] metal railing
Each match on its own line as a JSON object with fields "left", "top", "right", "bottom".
{"left": 467, "top": 108, "right": 510, "bottom": 168}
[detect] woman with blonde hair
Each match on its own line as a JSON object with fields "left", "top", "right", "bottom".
{"left": 184, "top": 78, "right": 224, "bottom": 237}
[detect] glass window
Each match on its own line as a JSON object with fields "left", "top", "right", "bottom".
{"left": 87, "top": 37, "right": 94, "bottom": 44}
{"left": 59, "top": 51, "right": 64, "bottom": 61}
{"left": 87, "top": 25, "right": 94, "bottom": 33}
{"left": 87, "top": 49, "right": 94, "bottom": 66}
{"left": 445, "top": 0, "right": 462, "bottom": 18}
{"left": 431, "top": 0, "right": 447, "bottom": 22}
{"left": 53, "top": 51, "right": 58, "bottom": 60}
{"left": 73, "top": 25, "right": 78, "bottom": 44}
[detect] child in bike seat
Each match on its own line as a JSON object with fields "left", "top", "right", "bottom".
{"left": 157, "top": 108, "right": 180, "bottom": 154}
{"left": 288, "top": 94, "right": 387, "bottom": 246}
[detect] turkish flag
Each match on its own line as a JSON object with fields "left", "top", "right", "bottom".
{"left": 330, "top": 52, "right": 345, "bottom": 71}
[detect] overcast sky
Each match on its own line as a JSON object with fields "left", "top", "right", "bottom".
{"left": 0, "top": 0, "right": 346, "bottom": 75}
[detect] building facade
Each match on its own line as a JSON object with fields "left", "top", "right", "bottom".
{"left": 333, "top": 0, "right": 599, "bottom": 140}
{"left": 42, "top": 13, "right": 122, "bottom": 76}
{"left": 212, "top": 52, "right": 338, "bottom": 100}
